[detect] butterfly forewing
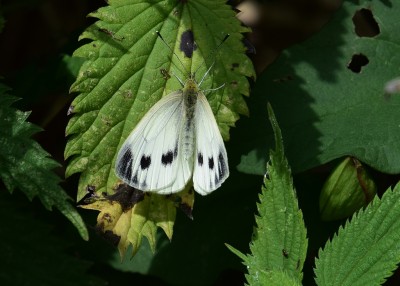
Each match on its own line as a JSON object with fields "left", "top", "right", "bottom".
{"left": 193, "top": 91, "right": 229, "bottom": 195}
{"left": 116, "top": 91, "right": 192, "bottom": 193}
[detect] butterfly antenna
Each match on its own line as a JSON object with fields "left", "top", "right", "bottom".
{"left": 194, "top": 34, "right": 230, "bottom": 79}
{"left": 156, "top": 31, "right": 190, "bottom": 84}
{"left": 199, "top": 61, "right": 215, "bottom": 86}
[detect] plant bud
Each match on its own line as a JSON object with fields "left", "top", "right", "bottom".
{"left": 320, "top": 157, "right": 376, "bottom": 221}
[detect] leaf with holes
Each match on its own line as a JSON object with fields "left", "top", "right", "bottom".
{"left": 238, "top": 0, "right": 400, "bottom": 175}
{"left": 65, "top": 0, "right": 254, "bottom": 256}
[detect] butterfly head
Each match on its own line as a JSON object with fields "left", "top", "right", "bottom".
{"left": 184, "top": 77, "right": 200, "bottom": 93}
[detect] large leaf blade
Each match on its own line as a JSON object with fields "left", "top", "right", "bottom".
{"left": 238, "top": 0, "right": 400, "bottom": 175}
{"left": 66, "top": 0, "right": 254, "bottom": 255}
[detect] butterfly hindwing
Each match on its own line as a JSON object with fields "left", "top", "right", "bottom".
{"left": 193, "top": 91, "right": 229, "bottom": 195}
{"left": 116, "top": 91, "right": 192, "bottom": 193}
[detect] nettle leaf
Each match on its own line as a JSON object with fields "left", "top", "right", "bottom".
{"left": 65, "top": 0, "right": 254, "bottom": 255}
{"left": 0, "top": 192, "right": 104, "bottom": 286}
{"left": 228, "top": 105, "right": 307, "bottom": 285}
{"left": 315, "top": 182, "right": 400, "bottom": 286}
{"left": 0, "top": 84, "right": 88, "bottom": 240}
{"left": 238, "top": 0, "right": 400, "bottom": 175}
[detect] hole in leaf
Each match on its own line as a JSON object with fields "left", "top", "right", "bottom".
{"left": 347, "top": 54, "right": 369, "bottom": 73}
{"left": 352, "top": 8, "right": 380, "bottom": 37}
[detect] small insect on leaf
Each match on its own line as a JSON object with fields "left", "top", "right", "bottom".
{"left": 282, "top": 248, "right": 289, "bottom": 258}
{"left": 160, "top": 68, "right": 171, "bottom": 80}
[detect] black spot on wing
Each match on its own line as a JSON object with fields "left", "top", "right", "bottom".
{"left": 214, "top": 152, "right": 227, "bottom": 186}
{"left": 214, "top": 174, "right": 219, "bottom": 186}
{"left": 174, "top": 142, "right": 178, "bottom": 158}
{"left": 132, "top": 171, "right": 138, "bottom": 184}
{"left": 140, "top": 155, "right": 151, "bottom": 170}
{"left": 180, "top": 30, "right": 197, "bottom": 58}
{"left": 120, "top": 149, "right": 133, "bottom": 179}
{"left": 161, "top": 141, "right": 179, "bottom": 166}
{"left": 218, "top": 151, "right": 227, "bottom": 179}
{"left": 208, "top": 157, "right": 214, "bottom": 170}
{"left": 162, "top": 150, "right": 174, "bottom": 165}
{"left": 198, "top": 153, "right": 203, "bottom": 166}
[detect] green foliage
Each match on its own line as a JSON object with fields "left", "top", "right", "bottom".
{"left": 65, "top": 0, "right": 254, "bottom": 256}
{"left": 228, "top": 104, "right": 308, "bottom": 285}
{"left": 229, "top": 104, "right": 400, "bottom": 286}
{"left": 2, "top": 0, "right": 400, "bottom": 285}
{"left": 0, "top": 84, "right": 88, "bottom": 240}
{"left": 0, "top": 191, "right": 104, "bottom": 286}
{"left": 238, "top": 0, "right": 400, "bottom": 175}
{"left": 315, "top": 182, "right": 400, "bottom": 286}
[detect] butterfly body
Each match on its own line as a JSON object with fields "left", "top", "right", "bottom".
{"left": 181, "top": 77, "right": 198, "bottom": 159}
{"left": 116, "top": 75, "right": 229, "bottom": 195}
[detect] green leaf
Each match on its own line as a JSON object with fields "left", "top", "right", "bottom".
{"left": 0, "top": 191, "right": 104, "bottom": 286}
{"left": 247, "top": 269, "right": 301, "bottom": 286}
{"left": 66, "top": 0, "right": 254, "bottom": 255}
{"left": 238, "top": 0, "right": 400, "bottom": 175}
{"left": 315, "top": 182, "right": 400, "bottom": 286}
{"left": 0, "top": 84, "right": 88, "bottom": 240}
{"left": 228, "top": 104, "right": 308, "bottom": 285}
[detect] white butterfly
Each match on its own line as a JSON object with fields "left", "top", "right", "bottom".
{"left": 115, "top": 62, "right": 229, "bottom": 195}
